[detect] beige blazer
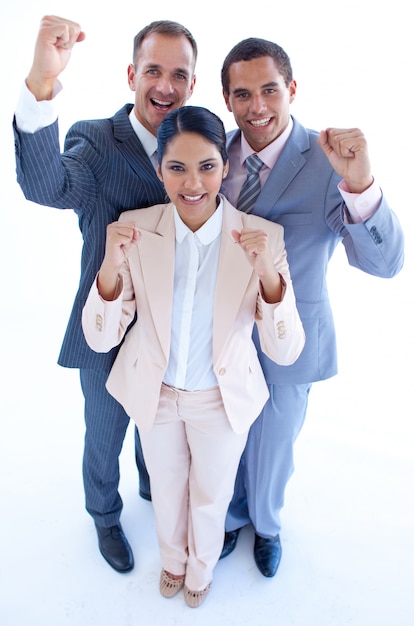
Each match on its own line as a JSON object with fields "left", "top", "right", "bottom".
{"left": 82, "top": 198, "right": 305, "bottom": 433}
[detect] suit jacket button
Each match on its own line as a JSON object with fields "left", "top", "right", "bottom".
{"left": 218, "top": 367, "right": 226, "bottom": 376}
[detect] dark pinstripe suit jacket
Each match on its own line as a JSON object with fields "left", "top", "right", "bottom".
{"left": 13, "top": 103, "right": 166, "bottom": 370}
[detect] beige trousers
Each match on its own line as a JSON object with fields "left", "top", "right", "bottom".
{"left": 139, "top": 383, "right": 248, "bottom": 591}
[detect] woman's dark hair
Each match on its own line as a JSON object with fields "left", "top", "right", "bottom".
{"left": 157, "top": 106, "right": 228, "bottom": 165}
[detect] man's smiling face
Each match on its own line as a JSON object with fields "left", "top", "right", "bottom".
{"left": 224, "top": 55, "right": 296, "bottom": 152}
{"left": 128, "top": 32, "right": 196, "bottom": 136}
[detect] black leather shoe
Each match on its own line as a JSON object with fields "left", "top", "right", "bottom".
{"left": 219, "top": 528, "right": 241, "bottom": 560}
{"left": 95, "top": 523, "right": 134, "bottom": 573}
{"left": 253, "top": 533, "right": 282, "bottom": 577}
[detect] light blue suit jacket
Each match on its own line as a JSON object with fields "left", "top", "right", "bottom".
{"left": 222, "top": 118, "right": 404, "bottom": 385}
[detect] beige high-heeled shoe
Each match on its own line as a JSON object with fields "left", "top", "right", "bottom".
{"left": 184, "top": 582, "right": 211, "bottom": 608}
{"left": 159, "top": 569, "right": 185, "bottom": 598}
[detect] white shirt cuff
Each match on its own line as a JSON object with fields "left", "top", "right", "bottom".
{"left": 15, "top": 80, "right": 62, "bottom": 133}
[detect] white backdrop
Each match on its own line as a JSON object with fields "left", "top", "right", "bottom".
{"left": 0, "top": 1, "right": 413, "bottom": 625}
{"left": 1, "top": 0, "right": 412, "bottom": 458}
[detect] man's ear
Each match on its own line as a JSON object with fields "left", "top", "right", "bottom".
{"left": 223, "top": 89, "right": 232, "bottom": 112}
{"left": 289, "top": 79, "right": 297, "bottom": 104}
{"left": 127, "top": 63, "right": 137, "bottom": 91}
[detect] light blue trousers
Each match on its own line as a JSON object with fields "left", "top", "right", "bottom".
{"left": 225, "top": 383, "right": 312, "bottom": 538}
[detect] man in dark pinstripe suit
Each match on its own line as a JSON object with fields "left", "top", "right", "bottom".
{"left": 13, "top": 15, "right": 197, "bottom": 573}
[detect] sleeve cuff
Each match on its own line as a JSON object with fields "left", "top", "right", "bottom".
{"left": 338, "top": 178, "right": 382, "bottom": 224}
{"left": 15, "top": 80, "right": 62, "bottom": 133}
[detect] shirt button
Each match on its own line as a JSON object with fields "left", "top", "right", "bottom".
{"left": 96, "top": 314, "right": 103, "bottom": 331}
{"left": 218, "top": 368, "right": 226, "bottom": 376}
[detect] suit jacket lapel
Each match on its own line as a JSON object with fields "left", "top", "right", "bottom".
{"left": 255, "top": 142, "right": 307, "bottom": 219}
{"left": 112, "top": 105, "right": 164, "bottom": 195}
{"left": 135, "top": 207, "right": 175, "bottom": 361}
{"left": 213, "top": 200, "right": 254, "bottom": 362}
{"left": 227, "top": 120, "right": 310, "bottom": 220}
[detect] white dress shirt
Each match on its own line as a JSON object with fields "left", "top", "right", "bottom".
{"left": 163, "top": 200, "right": 223, "bottom": 391}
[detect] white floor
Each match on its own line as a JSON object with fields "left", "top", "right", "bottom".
{"left": 1, "top": 254, "right": 413, "bottom": 625}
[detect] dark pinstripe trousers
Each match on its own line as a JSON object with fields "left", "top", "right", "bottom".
{"left": 79, "top": 369, "right": 150, "bottom": 527}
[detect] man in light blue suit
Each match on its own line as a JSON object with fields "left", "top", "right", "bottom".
{"left": 13, "top": 15, "right": 196, "bottom": 572}
{"left": 219, "top": 38, "right": 404, "bottom": 577}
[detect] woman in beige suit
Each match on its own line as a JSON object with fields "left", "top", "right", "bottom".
{"left": 82, "top": 106, "right": 305, "bottom": 607}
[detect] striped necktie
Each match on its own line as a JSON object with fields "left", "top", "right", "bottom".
{"left": 237, "top": 153, "right": 264, "bottom": 213}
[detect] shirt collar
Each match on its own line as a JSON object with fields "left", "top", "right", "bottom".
{"left": 129, "top": 109, "right": 158, "bottom": 159}
{"left": 240, "top": 116, "right": 293, "bottom": 170}
{"left": 174, "top": 197, "right": 223, "bottom": 245}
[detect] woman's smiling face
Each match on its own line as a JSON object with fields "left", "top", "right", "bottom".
{"left": 157, "top": 131, "right": 228, "bottom": 232}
